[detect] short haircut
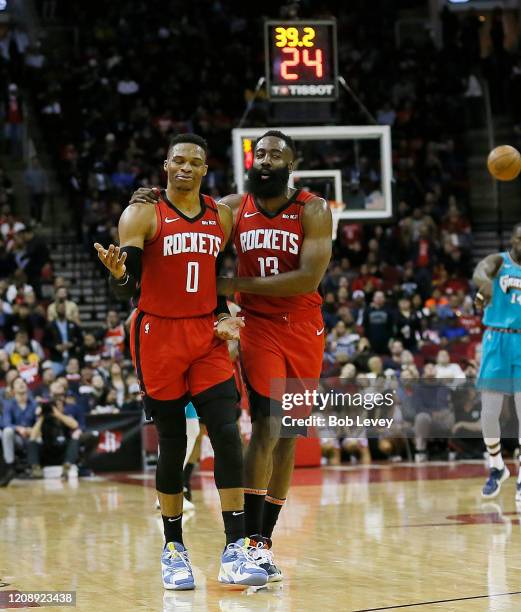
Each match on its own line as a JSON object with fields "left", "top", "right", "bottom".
{"left": 255, "top": 129, "right": 297, "bottom": 158}
{"left": 168, "top": 133, "right": 208, "bottom": 158}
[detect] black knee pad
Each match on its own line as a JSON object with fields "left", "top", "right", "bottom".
{"left": 191, "top": 377, "right": 239, "bottom": 425}
{"left": 209, "top": 420, "right": 244, "bottom": 490}
{"left": 146, "top": 395, "right": 189, "bottom": 494}
{"left": 192, "top": 380, "right": 243, "bottom": 490}
{"left": 146, "top": 395, "right": 189, "bottom": 437}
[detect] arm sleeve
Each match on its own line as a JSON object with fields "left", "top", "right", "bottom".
{"left": 108, "top": 246, "right": 143, "bottom": 301}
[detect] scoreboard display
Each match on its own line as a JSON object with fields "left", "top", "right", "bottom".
{"left": 264, "top": 20, "right": 338, "bottom": 102}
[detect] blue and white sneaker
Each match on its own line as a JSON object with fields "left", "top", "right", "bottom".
{"left": 218, "top": 538, "right": 268, "bottom": 586}
{"left": 248, "top": 535, "right": 283, "bottom": 582}
{"left": 482, "top": 466, "right": 510, "bottom": 499}
{"left": 516, "top": 481, "right": 521, "bottom": 504}
{"left": 161, "top": 542, "right": 195, "bottom": 590}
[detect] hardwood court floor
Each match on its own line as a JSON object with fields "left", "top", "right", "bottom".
{"left": 1, "top": 462, "right": 521, "bottom": 612}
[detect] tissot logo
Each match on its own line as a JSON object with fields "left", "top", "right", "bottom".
{"left": 282, "top": 214, "right": 298, "bottom": 220}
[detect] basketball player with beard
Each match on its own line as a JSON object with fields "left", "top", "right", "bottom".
{"left": 130, "top": 130, "right": 332, "bottom": 581}
{"left": 95, "top": 133, "right": 268, "bottom": 590}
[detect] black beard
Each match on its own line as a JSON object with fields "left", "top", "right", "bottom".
{"left": 246, "top": 166, "right": 290, "bottom": 198}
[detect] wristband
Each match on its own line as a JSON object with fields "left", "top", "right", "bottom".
{"left": 115, "top": 273, "right": 129, "bottom": 286}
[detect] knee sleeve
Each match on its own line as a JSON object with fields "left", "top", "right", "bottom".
{"left": 208, "top": 420, "right": 243, "bottom": 489}
{"left": 148, "top": 395, "right": 189, "bottom": 494}
{"left": 192, "top": 380, "right": 243, "bottom": 489}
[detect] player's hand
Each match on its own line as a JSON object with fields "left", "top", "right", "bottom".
{"left": 214, "top": 316, "right": 244, "bottom": 341}
{"left": 129, "top": 187, "right": 161, "bottom": 206}
{"left": 475, "top": 279, "right": 493, "bottom": 309}
{"left": 94, "top": 243, "right": 127, "bottom": 279}
{"left": 217, "top": 276, "right": 237, "bottom": 296}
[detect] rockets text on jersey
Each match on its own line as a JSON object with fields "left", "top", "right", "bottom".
{"left": 233, "top": 189, "right": 322, "bottom": 315}
{"left": 138, "top": 191, "right": 224, "bottom": 318}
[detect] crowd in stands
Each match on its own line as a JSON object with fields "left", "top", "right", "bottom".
{"left": 1, "top": 1, "right": 513, "bottom": 482}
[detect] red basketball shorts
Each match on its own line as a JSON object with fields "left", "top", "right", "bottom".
{"left": 239, "top": 308, "right": 325, "bottom": 417}
{"left": 130, "top": 310, "right": 233, "bottom": 401}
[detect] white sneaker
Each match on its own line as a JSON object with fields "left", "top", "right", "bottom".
{"left": 248, "top": 536, "right": 283, "bottom": 582}
{"left": 161, "top": 542, "right": 195, "bottom": 590}
{"left": 218, "top": 538, "right": 268, "bottom": 586}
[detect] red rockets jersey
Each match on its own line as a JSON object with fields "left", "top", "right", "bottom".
{"left": 138, "top": 190, "right": 224, "bottom": 318}
{"left": 233, "top": 189, "right": 322, "bottom": 315}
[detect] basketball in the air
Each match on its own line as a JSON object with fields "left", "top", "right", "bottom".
{"left": 487, "top": 145, "right": 521, "bottom": 181}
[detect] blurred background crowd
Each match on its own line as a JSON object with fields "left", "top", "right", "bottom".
{"left": 1, "top": 0, "right": 519, "bottom": 481}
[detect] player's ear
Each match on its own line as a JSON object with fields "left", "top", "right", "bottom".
{"left": 288, "top": 161, "right": 294, "bottom": 174}
{"left": 163, "top": 159, "right": 168, "bottom": 171}
{"left": 203, "top": 164, "right": 208, "bottom": 177}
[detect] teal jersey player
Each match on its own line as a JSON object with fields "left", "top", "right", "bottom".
{"left": 477, "top": 250, "right": 521, "bottom": 393}
{"left": 474, "top": 223, "right": 521, "bottom": 503}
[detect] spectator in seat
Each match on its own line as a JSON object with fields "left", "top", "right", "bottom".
{"left": 5, "top": 330, "right": 44, "bottom": 361}
{"left": 109, "top": 361, "right": 127, "bottom": 408}
{"left": 46, "top": 286, "right": 80, "bottom": 326}
{"left": 20, "top": 226, "right": 51, "bottom": 298}
{"left": 27, "top": 380, "right": 88, "bottom": 479}
{"left": 413, "top": 362, "right": 453, "bottom": 462}
{"left": 439, "top": 313, "right": 468, "bottom": 346}
{"left": 12, "top": 344, "right": 40, "bottom": 386}
{"left": 363, "top": 290, "right": 395, "bottom": 354}
{"left": 43, "top": 301, "right": 83, "bottom": 369}
{"left": 101, "top": 310, "right": 125, "bottom": 358}
{"left": 0, "top": 377, "right": 37, "bottom": 486}
{"left": 383, "top": 340, "right": 405, "bottom": 371}
{"left": 350, "top": 289, "right": 366, "bottom": 327}
{"left": 122, "top": 379, "right": 143, "bottom": 411}
{"left": 327, "top": 319, "right": 360, "bottom": 360}
{"left": 322, "top": 291, "right": 339, "bottom": 330}
{"left": 0, "top": 368, "right": 21, "bottom": 401}
{"left": 78, "top": 333, "right": 102, "bottom": 367}
{"left": 33, "top": 361, "right": 56, "bottom": 399}
{"left": 395, "top": 296, "right": 420, "bottom": 352}
{"left": 352, "top": 337, "right": 375, "bottom": 373}
{"left": 6, "top": 270, "right": 34, "bottom": 306}
{"left": 435, "top": 349, "right": 465, "bottom": 385}
{"left": 0, "top": 349, "right": 11, "bottom": 383}
{"left": 65, "top": 357, "right": 82, "bottom": 394}
{"left": 7, "top": 301, "right": 36, "bottom": 339}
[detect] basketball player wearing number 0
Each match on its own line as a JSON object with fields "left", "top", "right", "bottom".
{"left": 94, "top": 134, "right": 268, "bottom": 590}
{"left": 127, "top": 131, "right": 332, "bottom": 580}
{"left": 219, "top": 131, "right": 332, "bottom": 580}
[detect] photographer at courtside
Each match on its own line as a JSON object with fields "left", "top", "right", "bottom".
{"left": 27, "top": 381, "right": 84, "bottom": 480}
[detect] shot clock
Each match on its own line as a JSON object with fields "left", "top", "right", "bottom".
{"left": 264, "top": 20, "right": 338, "bottom": 101}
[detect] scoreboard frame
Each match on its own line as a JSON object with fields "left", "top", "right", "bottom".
{"left": 264, "top": 19, "right": 339, "bottom": 102}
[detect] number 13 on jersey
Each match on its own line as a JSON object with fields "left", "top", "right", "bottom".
{"left": 258, "top": 256, "right": 279, "bottom": 276}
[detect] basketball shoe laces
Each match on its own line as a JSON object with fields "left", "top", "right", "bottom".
{"left": 165, "top": 546, "right": 191, "bottom": 575}
{"left": 226, "top": 539, "right": 257, "bottom": 566}
{"left": 249, "top": 540, "right": 274, "bottom": 566}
